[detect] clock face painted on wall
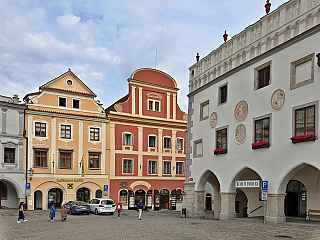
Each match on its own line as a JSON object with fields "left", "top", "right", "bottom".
{"left": 209, "top": 112, "right": 218, "bottom": 128}
{"left": 271, "top": 89, "right": 285, "bottom": 111}
{"left": 234, "top": 100, "right": 248, "bottom": 122}
{"left": 235, "top": 124, "right": 246, "bottom": 144}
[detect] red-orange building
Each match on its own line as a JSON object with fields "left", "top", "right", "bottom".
{"left": 106, "top": 68, "right": 187, "bottom": 210}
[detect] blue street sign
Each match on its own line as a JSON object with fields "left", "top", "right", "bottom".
{"left": 261, "top": 181, "right": 268, "bottom": 191}
{"left": 104, "top": 185, "right": 108, "bottom": 191}
{"left": 26, "top": 183, "right": 31, "bottom": 190}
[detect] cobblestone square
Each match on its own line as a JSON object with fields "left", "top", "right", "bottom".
{"left": 0, "top": 209, "right": 320, "bottom": 240}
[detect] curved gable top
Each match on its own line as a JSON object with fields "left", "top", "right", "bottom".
{"left": 130, "top": 68, "right": 177, "bottom": 88}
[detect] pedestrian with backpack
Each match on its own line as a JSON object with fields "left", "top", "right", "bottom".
{"left": 116, "top": 202, "right": 123, "bottom": 219}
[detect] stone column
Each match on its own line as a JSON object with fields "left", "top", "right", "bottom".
{"left": 220, "top": 192, "right": 236, "bottom": 220}
{"left": 182, "top": 182, "right": 205, "bottom": 218}
{"left": 265, "top": 193, "right": 286, "bottom": 223}
{"left": 194, "top": 190, "right": 205, "bottom": 218}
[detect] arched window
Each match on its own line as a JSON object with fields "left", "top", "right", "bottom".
{"left": 95, "top": 189, "right": 102, "bottom": 198}
{"left": 119, "top": 190, "right": 128, "bottom": 204}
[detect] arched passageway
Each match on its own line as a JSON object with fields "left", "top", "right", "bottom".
{"left": 0, "top": 180, "right": 19, "bottom": 208}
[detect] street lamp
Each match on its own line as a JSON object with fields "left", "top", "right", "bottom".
{"left": 28, "top": 168, "right": 34, "bottom": 180}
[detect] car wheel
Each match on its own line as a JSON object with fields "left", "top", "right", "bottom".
{"left": 86, "top": 212, "right": 89, "bottom": 215}
{"left": 95, "top": 209, "right": 98, "bottom": 215}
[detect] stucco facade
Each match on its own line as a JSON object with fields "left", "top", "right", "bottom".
{"left": 106, "top": 69, "right": 187, "bottom": 210}
{"left": 184, "top": 0, "right": 320, "bottom": 223}
{"left": 24, "top": 69, "right": 110, "bottom": 210}
{"left": 0, "top": 94, "right": 26, "bottom": 208}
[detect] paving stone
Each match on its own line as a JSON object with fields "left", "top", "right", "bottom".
{"left": 0, "top": 209, "right": 319, "bottom": 239}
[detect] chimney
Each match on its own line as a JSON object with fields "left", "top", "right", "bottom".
{"left": 13, "top": 94, "right": 19, "bottom": 104}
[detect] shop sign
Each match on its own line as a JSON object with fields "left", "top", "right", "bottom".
{"left": 235, "top": 180, "right": 259, "bottom": 188}
{"left": 57, "top": 179, "right": 84, "bottom": 182}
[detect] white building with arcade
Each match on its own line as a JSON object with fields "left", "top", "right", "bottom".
{"left": 183, "top": 0, "right": 320, "bottom": 223}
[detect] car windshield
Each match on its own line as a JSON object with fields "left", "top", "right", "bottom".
{"left": 75, "top": 201, "right": 87, "bottom": 205}
{"left": 101, "top": 200, "right": 114, "bottom": 205}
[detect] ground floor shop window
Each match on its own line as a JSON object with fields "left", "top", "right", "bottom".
{"left": 77, "top": 188, "right": 90, "bottom": 202}
{"left": 119, "top": 190, "right": 128, "bottom": 204}
{"left": 48, "top": 188, "right": 62, "bottom": 208}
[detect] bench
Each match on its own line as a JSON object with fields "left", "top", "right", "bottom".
{"left": 306, "top": 209, "right": 320, "bottom": 220}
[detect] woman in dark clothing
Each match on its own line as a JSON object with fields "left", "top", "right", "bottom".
{"left": 17, "top": 202, "right": 27, "bottom": 223}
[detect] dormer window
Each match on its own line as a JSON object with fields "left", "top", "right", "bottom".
{"left": 148, "top": 100, "right": 160, "bottom": 112}
{"left": 59, "top": 97, "right": 66, "bottom": 107}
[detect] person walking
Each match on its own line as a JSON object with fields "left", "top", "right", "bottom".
{"left": 137, "top": 200, "right": 144, "bottom": 220}
{"left": 49, "top": 201, "right": 57, "bottom": 222}
{"left": 17, "top": 202, "right": 27, "bottom": 223}
{"left": 61, "top": 200, "right": 67, "bottom": 221}
{"left": 116, "top": 202, "right": 123, "bottom": 219}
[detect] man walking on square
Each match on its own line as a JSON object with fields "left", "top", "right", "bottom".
{"left": 116, "top": 202, "right": 122, "bottom": 219}
{"left": 137, "top": 200, "right": 144, "bottom": 220}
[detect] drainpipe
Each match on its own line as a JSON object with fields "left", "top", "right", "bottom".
{"left": 23, "top": 108, "right": 28, "bottom": 210}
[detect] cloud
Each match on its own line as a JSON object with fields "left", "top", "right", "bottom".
{"left": 0, "top": 0, "right": 286, "bottom": 111}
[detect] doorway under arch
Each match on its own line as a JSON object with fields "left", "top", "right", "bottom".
{"left": 285, "top": 180, "right": 307, "bottom": 218}
{"left": 134, "top": 189, "right": 146, "bottom": 207}
{"left": 76, "top": 187, "right": 90, "bottom": 202}
{"left": 48, "top": 188, "right": 62, "bottom": 208}
{"left": 235, "top": 188, "right": 248, "bottom": 218}
{"left": 34, "top": 190, "right": 43, "bottom": 210}
{"left": 205, "top": 193, "right": 212, "bottom": 211}
{"left": 160, "top": 189, "right": 170, "bottom": 209}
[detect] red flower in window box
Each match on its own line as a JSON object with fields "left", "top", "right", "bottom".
{"left": 290, "top": 134, "right": 315, "bottom": 141}
{"left": 214, "top": 148, "right": 227, "bottom": 155}
{"left": 290, "top": 134, "right": 316, "bottom": 143}
{"left": 251, "top": 141, "right": 269, "bottom": 148}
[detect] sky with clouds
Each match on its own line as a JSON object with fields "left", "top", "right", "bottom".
{"left": 0, "top": 0, "right": 285, "bottom": 112}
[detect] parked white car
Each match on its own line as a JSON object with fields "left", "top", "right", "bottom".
{"left": 88, "top": 198, "right": 116, "bottom": 215}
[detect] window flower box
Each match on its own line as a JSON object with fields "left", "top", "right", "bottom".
{"left": 214, "top": 148, "right": 227, "bottom": 155}
{"left": 290, "top": 134, "right": 316, "bottom": 144}
{"left": 252, "top": 141, "right": 270, "bottom": 150}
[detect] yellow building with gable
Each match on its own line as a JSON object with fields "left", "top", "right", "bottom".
{"left": 24, "top": 69, "right": 110, "bottom": 210}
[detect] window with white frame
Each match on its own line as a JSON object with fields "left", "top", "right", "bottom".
{"left": 164, "top": 137, "right": 171, "bottom": 149}
{"left": 163, "top": 161, "right": 171, "bottom": 174}
{"left": 123, "top": 159, "right": 133, "bottom": 174}
{"left": 61, "top": 125, "right": 71, "bottom": 139}
{"left": 4, "top": 148, "right": 15, "bottom": 164}
{"left": 200, "top": 100, "right": 209, "bottom": 121}
{"left": 123, "top": 133, "right": 133, "bottom": 146}
{"left": 59, "top": 151, "right": 72, "bottom": 169}
{"left": 59, "top": 97, "right": 66, "bottom": 107}
{"left": 148, "top": 100, "right": 160, "bottom": 112}
{"left": 89, "top": 153, "right": 100, "bottom": 169}
{"left": 193, "top": 139, "right": 203, "bottom": 158}
{"left": 177, "top": 138, "right": 184, "bottom": 150}
{"left": 149, "top": 135, "right": 157, "bottom": 148}
{"left": 148, "top": 160, "right": 157, "bottom": 174}
{"left": 34, "top": 149, "right": 47, "bottom": 167}
{"left": 176, "top": 162, "right": 184, "bottom": 175}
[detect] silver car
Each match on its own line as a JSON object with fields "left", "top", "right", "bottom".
{"left": 88, "top": 198, "right": 116, "bottom": 215}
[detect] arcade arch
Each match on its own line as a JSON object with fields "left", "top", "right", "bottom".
{"left": 196, "top": 170, "right": 221, "bottom": 219}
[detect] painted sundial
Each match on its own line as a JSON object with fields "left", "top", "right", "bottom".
{"left": 271, "top": 89, "right": 285, "bottom": 111}
{"left": 209, "top": 112, "right": 218, "bottom": 129}
{"left": 234, "top": 100, "right": 248, "bottom": 122}
{"left": 235, "top": 124, "right": 246, "bottom": 144}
